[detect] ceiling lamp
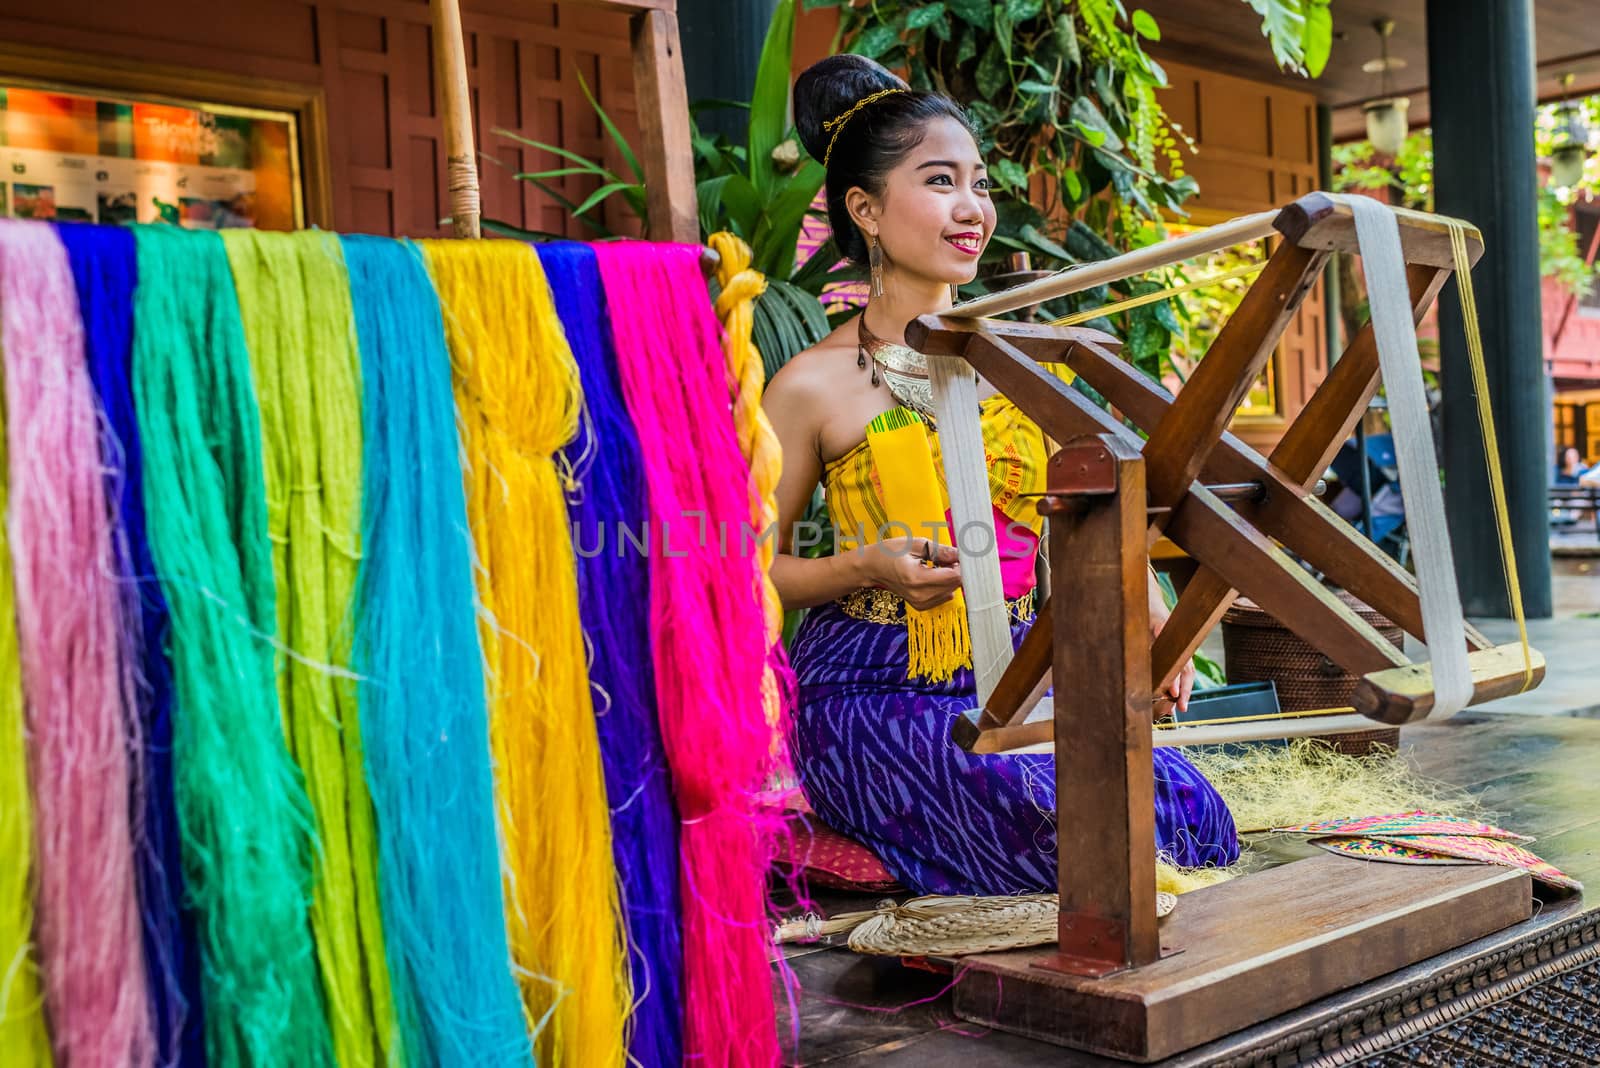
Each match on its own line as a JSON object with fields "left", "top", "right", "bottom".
{"left": 1549, "top": 73, "right": 1590, "bottom": 190}
{"left": 1362, "top": 19, "right": 1410, "bottom": 157}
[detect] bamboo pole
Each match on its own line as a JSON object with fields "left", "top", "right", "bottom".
{"left": 950, "top": 210, "right": 1280, "bottom": 320}
{"left": 432, "top": 0, "right": 481, "bottom": 239}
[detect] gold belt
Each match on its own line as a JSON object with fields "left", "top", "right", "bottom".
{"left": 837, "top": 586, "right": 1038, "bottom": 626}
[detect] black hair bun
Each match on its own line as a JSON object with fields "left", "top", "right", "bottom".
{"left": 793, "top": 55, "right": 908, "bottom": 164}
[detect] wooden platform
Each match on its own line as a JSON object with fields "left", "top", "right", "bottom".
{"left": 951, "top": 854, "right": 1531, "bottom": 1062}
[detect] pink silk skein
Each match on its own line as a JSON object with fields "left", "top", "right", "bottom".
{"left": 0, "top": 220, "right": 152, "bottom": 1065}
{"left": 593, "top": 241, "right": 782, "bottom": 1067}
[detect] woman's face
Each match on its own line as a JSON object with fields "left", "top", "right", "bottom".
{"left": 852, "top": 116, "right": 996, "bottom": 287}
{"left": 1563, "top": 447, "right": 1582, "bottom": 469}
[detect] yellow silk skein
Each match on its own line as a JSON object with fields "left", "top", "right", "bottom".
{"left": 0, "top": 387, "right": 53, "bottom": 1068}
{"left": 420, "top": 240, "right": 628, "bottom": 1068}
{"left": 709, "top": 232, "right": 785, "bottom": 724}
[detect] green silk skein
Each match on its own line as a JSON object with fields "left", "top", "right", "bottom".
{"left": 222, "top": 230, "right": 399, "bottom": 1068}
{"left": 131, "top": 225, "right": 332, "bottom": 1066}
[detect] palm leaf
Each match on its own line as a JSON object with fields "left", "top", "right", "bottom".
{"left": 749, "top": 0, "right": 799, "bottom": 197}
{"left": 574, "top": 70, "right": 644, "bottom": 183}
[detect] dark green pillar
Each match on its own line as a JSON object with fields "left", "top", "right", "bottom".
{"left": 1426, "top": 0, "right": 1552, "bottom": 618}
{"left": 678, "top": 0, "right": 781, "bottom": 144}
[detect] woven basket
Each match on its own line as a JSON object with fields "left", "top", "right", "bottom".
{"left": 1221, "top": 590, "right": 1402, "bottom": 756}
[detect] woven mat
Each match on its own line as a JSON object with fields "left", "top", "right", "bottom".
{"left": 776, "top": 891, "right": 1177, "bottom": 957}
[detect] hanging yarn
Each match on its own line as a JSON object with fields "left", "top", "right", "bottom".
{"left": 594, "top": 241, "right": 783, "bottom": 1067}
{"left": 539, "top": 241, "right": 684, "bottom": 1068}
{"left": 0, "top": 296, "right": 51, "bottom": 1068}
{"left": 130, "top": 224, "right": 331, "bottom": 1066}
{"left": 222, "top": 230, "right": 399, "bottom": 1068}
{"left": 55, "top": 221, "right": 205, "bottom": 1068}
{"left": 421, "top": 239, "right": 629, "bottom": 1067}
{"left": 342, "top": 235, "right": 531, "bottom": 1067}
{"left": 0, "top": 220, "right": 153, "bottom": 1067}
{"left": 708, "top": 231, "right": 790, "bottom": 728}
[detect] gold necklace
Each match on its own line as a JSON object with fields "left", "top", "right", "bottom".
{"left": 858, "top": 314, "right": 937, "bottom": 418}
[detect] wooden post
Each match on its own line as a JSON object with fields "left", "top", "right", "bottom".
{"left": 432, "top": 0, "right": 480, "bottom": 239}
{"left": 1044, "top": 434, "right": 1159, "bottom": 976}
{"left": 631, "top": 6, "right": 700, "bottom": 243}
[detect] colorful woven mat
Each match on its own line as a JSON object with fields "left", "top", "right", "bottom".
{"left": 1314, "top": 837, "right": 1477, "bottom": 866}
{"left": 1273, "top": 810, "right": 1533, "bottom": 842}
{"left": 1366, "top": 835, "right": 1583, "bottom": 892}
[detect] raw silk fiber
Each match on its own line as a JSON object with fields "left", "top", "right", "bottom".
{"left": 0, "top": 219, "right": 153, "bottom": 1066}
{"left": 593, "top": 241, "right": 782, "bottom": 1067}
{"left": 0, "top": 278, "right": 52, "bottom": 1068}
{"left": 222, "top": 229, "right": 399, "bottom": 1068}
{"left": 341, "top": 235, "right": 531, "bottom": 1067}
{"left": 538, "top": 241, "right": 683, "bottom": 1068}
{"left": 420, "top": 239, "right": 628, "bottom": 1068}
{"left": 131, "top": 224, "right": 331, "bottom": 1066}
{"left": 55, "top": 221, "right": 205, "bottom": 1067}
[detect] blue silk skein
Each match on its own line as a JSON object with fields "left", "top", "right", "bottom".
{"left": 538, "top": 241, "right": 684, "bottom": 1068}
{"left": 341, "top": 235, "right": 531, "bottom": 1067}
{"left": 55, "top": 221, "right": 204, "bottom": 1068}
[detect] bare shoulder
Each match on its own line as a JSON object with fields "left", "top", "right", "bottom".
{"left": 764, "top": 318, "right": 858, "bottom": 405}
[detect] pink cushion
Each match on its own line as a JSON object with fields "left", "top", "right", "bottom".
{"left": 773, "top": 797, "right": 902, "bottom": 892}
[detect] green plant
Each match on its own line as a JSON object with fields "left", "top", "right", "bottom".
{"left": 1334, "top": 110, "right": 1600, "bottom": 299}
{"left": 810, "top": 0, "right": 1328, "bottom": 383}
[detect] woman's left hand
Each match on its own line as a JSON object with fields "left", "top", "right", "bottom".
{"left": 1151, "top": 608, "right": 1196, "bottom": 714}
{"left": 1148, "top": 570, "right": 1194, "bottom": 714}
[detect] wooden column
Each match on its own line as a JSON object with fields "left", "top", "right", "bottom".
{"left": 1045, "top": 435, "right": 1159, "bottom": 975}
{"left": 631, "top": 7, "right": 700, "bottom": 243}
{"left": 1427, "top": 0, "right": 1552, "bottom": 617}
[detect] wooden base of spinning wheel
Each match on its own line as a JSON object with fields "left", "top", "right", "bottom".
{"left": 950, "top": 854, "right": 1531, "bottom": 1063}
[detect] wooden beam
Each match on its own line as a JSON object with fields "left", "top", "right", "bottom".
{"left": 1137, "top": 243, "right": 1328, "bottom": 510}
{"left": 1356, "top": 643, "right": 1546, "bottom": 724}
{"left": 630, "top": 7, "right": 699, "bottom": 243}
{"left": 1048, "top": 434, "right": 1159, "bottom": 976}
{"left": 1163, "top": 487, "right": 1411, "bottom": 678}
{"left": 1275, "top": 191, "right": 1485, "bottom": 270}
{"left": 431, "top": 0, "right": 480, "bottom": 238}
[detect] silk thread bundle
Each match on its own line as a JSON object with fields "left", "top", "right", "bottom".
{"left": 708, "top": 232, "right": 790, "bottom": 729}
{"left": 421, "top": 239, "right": 628, "bottom": 1067}
{"left": 222, "top": 230, "right": 399, "bottom": 1068}
{"left": 594, "top": 241, "right": 783, "bottom": 1067}
{"left": 0, "top": 220, "right": 154, "bottom": 1066}
{"left": 130, "top": 224, "right": 331, "bottom": 1066}
{"left": 0, "top": 276, "right": 51, "bottom": 1068}
{"left": 341, "top": 235, "right": 532, "bottom": 1067}
{"left": 55, "top": 221, "right": 205, "bottom": 1067}
{"left": 538, "top": 241, "right": 684, "bottom": 1068}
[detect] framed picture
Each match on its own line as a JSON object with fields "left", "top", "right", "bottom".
{"left": 0, "top": 43, "right": 328, "bottom": 230}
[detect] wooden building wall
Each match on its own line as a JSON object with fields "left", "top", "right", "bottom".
{"left": 1159, "top": 58, "right": 1328, "bottom": 452}
{"left": 0, "top": 0, "right": 644, "bottom": 238}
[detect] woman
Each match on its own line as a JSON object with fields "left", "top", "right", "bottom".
{"left": 1556, "top": 445, "right": 1588, "bottom": 485}
{"left": 762, "top": 55, "right": 1239, "bottom": 897}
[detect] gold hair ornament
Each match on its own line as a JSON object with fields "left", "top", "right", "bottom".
{"left": 822, "top": 88, "right": 909, "bottom": 167}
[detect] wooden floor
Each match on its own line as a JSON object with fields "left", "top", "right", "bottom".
{"left": 773, "top": 564, "right": 1600, "bottom": 1065}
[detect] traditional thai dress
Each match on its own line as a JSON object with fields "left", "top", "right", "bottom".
{"left": 789, "top": 394, "right": 1240, "bottom": 896}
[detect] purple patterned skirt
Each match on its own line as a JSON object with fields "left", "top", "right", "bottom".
{"left": 789, "top": 600, "right": 1240, "bottom": 896}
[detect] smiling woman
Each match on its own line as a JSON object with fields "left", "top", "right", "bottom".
{"left": 763, "top": 54, "right": 1240, "bottom": 896}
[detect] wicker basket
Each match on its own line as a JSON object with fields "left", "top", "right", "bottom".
{"left": 1220, "top": 590, "right": 1402, "bottom": 756}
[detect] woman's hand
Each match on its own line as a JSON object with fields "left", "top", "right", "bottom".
{"left": 1149, "top": 573, "right": 1195, "bottom": 714}
{"left": 861, "top": 535, "right": 963, "bottom": 611}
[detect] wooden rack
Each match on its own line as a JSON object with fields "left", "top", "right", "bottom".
{"left": 429, "top": 0, "right": 698, "bottom": 242}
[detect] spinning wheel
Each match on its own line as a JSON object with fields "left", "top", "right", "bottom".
{"left": 903, "top": 192, "right": 1543, "bottom": 1061}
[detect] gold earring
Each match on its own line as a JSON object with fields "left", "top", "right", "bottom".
{"left": 868, "top": 232, "right": 885, "bottom": 298}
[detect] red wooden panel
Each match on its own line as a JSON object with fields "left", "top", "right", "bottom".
{"left": 342, "top": 70, "right": 391, "bottom": 169}
{"left": 338, "top": 10, "right": 384, "bottom": 54}
{"left": 350, "top": 186, "right": 392, "bottom": 235}
{"left": 407, "top": 134, "right": 439, "bottom": 237}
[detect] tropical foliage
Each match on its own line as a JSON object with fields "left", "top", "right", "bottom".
{"left": 1333, "top": 101, "right": 1600, "bottom": 299}
{"left": 811, "top": 0, "right": 1329, "bottom": 382}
